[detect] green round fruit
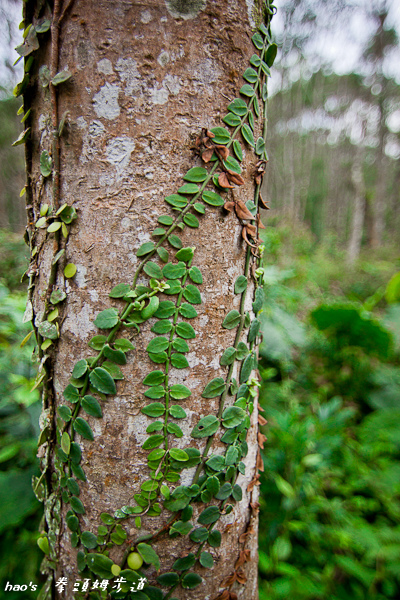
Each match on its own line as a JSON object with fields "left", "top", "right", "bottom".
{"left": 127, "top": 551, "right": 143, "bottom": 570}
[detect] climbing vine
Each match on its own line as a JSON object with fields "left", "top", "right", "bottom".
{"left": 15, "top": 1, "right": 276, "bottom": 598}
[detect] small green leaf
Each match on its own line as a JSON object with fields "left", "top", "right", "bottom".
{"left": 178, "top": 183, "right": 200, "bottom": 194}
{"left": 168, "top": 235, "right": 182, "bottom": 249}
{"left": 58, "top": 405, "right": 72, "bottom": 421}
{"left": 202, "top": 377, "right": 226, "bottom": 398}
{"left": 183, "top": 284, "right": 201, "bottom": 304}
{"left": 240, "top": 83, "right": 255, "bottom": 97}
{"left": 169, "top": 405, "right": 187, "bottom": 419}
{"left": 170, "top": 384, "right": 191, "bottom": 399}
{"left": 222, "top": 406, "right": 246, "bottom": 428}
{"left": 163, "top": 262, "right": 186, "bottom": 279}
{"left": 256, "top": 137, "right": 266, "bottom": 156}
{"left": 142, "top": 435, "right": 164, "bottom": 450}
{"left": 151, "top": 320, "right": 173, "bottom": 334}
{"left": 61, "top": 432, "right": 70, "bottom": 455}
{"left": 190, "top": 527, "right": 209, "bottom": 543}
{"left": 157, "top": 247, "right": 169, "bottom": 263}
{"left": 141, "top": 296, "right": 160, "bottom": 320}
{"left": 40, "top": 150, "right": 52, "bottom": 177}
{"left": 183, "top": 213, "right": 199, "bottom": 228}
{"left": 152, "top": 227, "right": 166, "bottom": 237}
{"left": 81, "top": 531, "right": 98, "bottom": 549}
{"left": 72, "top": 359, "right": 88, "bottom": 379}
{"left": 228, "top": 97, "right": 247, "bottom": 116}
{"left": 144, "top": 385, "right": 165, "bottom": 399}
{"left": 137, "top": 242, "right": 155, "bottom": 256}
{"left": 176, "top": 322, "right": 196, "bottom": 339}
{"left": 94, "top": 308, "right": 119, "bottom": 329}
{"left": 143, "top": 370, "right": 165, "bottom": 386}
{"left": 89, "top": 367, "right": 117, "bottom": 395}
{"left": 63, "top": 384, "right": 80, "bottom": 403}
{"left": 64, "top": 263, "right": 77, "bottom": 278}
{"left": 70, "top": 495, "right": 86, "bottom": 514}
{"left": 250, "top": 53, "right": 261, "bottom": 67}
{"left": 232, "top": 483, "right": 243, "bottom": 501}
{"left": 82, "top": 395, "right": 102, "bottom": 418}
{"left": 173, "top": 553, "right": 196, "bottom": 571}
{"left": 109, "top": 283, "right": 130, "bottom": 298}
{"left": 243, "top": 67, "right": 258, "bottom": 83}
{"left": 210, "top": 126, "right": 230, "bottom": 144}
{"left": 179, "top": 303, "right": 198, "bottom": 319}
{"left": 184, "top": 167, "right": 208, "bottom": 182}
{"left": 146, "top": 336, "right": 169, "bottom": 354}
{"left": 198, "top": 506, "right": 220, "bottom": 525}
{"left": 222, "top": 310, "right": 241, "bottom": 329}
{"left": 202, "top": 190, "right": 225, "bottom": 206}
{"left": 51, "top": 69, "right": 72, "bottom": 85}
{"left": 206, "top": 476, "right": 220, "bottom": 496}
{"left": 220, "top": 347, "right": 236, "bottom": 366}
{"left": 157, "top": 573, "right": 180, "bottom": 587}
{"left": 165, "top": 194, "right": 188, "bottom": 209}
{"left": 235, "top": 275, "right": 247, "bottom": 294}
{"left": 193, "top": 202, "right": 206, "bottom": 213}
{"left": 265, "top": 43, "right": 278, "bottom": 67}
{"left": 142, "top": 403, "right": 165, "bottom": 417}
{"left": 200, "top": 551, "right": 214, "bottom": 569}
{"left": 233, "top": 139, "right": 243, "bottom": 162}
{"left": 208, "top": 530, "right": 222, "bottom": 547}
{"left": 240, "top": 353, "right": 255, "bottom": 383}
{"left": 223, "top": 113, "right": 241, "bottom": 127}
{"left": 158, "top": 214, "right": 173, "bottom": 226}
{"left": 137, "top": 542, "right": 160, "bottom": 570}
{"left": 74, "top": 417, "right": 94, "bottom": 440}
{"left": 236, "top": 341, "right": 249, "bottom": 360}
{"left": 144, "top": 262, "right": 163, "bottom": 279}
{"left": 242, "top": 123, "right": 255, "bottom": 146}
{"left": 38, "top": 320, "right": 58, "bottom": 339}
{"left": 191, "top": 415, "right": 219, "bottom": 438}
{"left": 114, "top": 338, "right": 134, "bottom": 352}
{"left": 252, "top": 31, "right": 264, "bottom": 50}
{"left": 88, "top": 335, "right": 107, "bottom": 351}
{"left": 188, "top": 266, "right": 202, "bottom": 284}
{"left": 169, "top": 448, "right": 188, "bottom": 461}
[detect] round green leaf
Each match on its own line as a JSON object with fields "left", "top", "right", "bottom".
{"left": 191, "top": 415, "right": 219, "bottom": 438}
{"left": 64, "top": 263, "right": 77, "bottom": 278}
{"left": 183, "top": 167, "right": 208, "bottom": 182}
{"left": 89, "top": 367, "right": 117, "bottom": 395}
{"left": 202, "top": 377, "right": 226, "bottom": 398}
{"left": 93, "top": 308, "right": 119, "bottom": 329}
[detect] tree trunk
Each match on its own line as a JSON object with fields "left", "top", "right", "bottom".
{"left": 20, "top": 1, "right": 274, "bottom": 598}
{"left": 347, "top": 150, "right": 365, "bottom": 264}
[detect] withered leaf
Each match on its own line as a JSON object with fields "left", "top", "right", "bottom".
{"left": 227, "top": 171, "right": 245, "bottom": 186}
{"left": 222, "top": 573, "right": 237, "bottom": 587}
{"left": 235, "top": 549, "right": 251, "bottom": 570}
{"left": 216, "top": 591, "right": 230, "bottom": 600}
{"left": 235, "top": 200, "right": 254, "bottom": 220}
{"left": 207, "top": 129, "right": 215, "bottom": 138}
{"left": 215, "top": 145, "right": 230, "bottom": 161}
{"left": 258, "top": 414, "right": 268, "bottom": 426}
{"left": 236, "top": 569, "right": 247, "bottom": 585}
{"left": 246, "top": 474, "right": 260, "bottom": 492}
{"left": 259, "top": 194, "right": 270, "bottom": 209}
{"left": 219, "top": 172, "right": 234, "bottom": 188}
{"left": 238, "top": 526, "right": 254, "bottom": 544}
{"left": 223, "top": 201, "right": 235, "bottom": 212}
{"left": 202, "top": 148, "right": 215, "bottom": 163}
{"left": 242, "top": 227, "right": 257, "bottom": 248}
{"left": 258, "top": 432, "right": 267, "bottom": 449}
{"left": 256, "top": 450, "right": 265, "bottom": 472}
{"left": 257, "top": 214, "right": 266, "bottom": 229}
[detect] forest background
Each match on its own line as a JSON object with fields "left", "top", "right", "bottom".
{"left": 1, "top": 0, "right": 400, "bottom": 599}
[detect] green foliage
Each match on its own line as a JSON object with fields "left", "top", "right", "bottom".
{"left": 0, "top": 280, "right": 41, "bottom": 593}
{"left": 258, "top": 226, "right": 400, "bottom": 600}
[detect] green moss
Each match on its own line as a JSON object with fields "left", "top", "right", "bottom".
{"left": 165, "top": 0, "right": 206, "bottom": 19}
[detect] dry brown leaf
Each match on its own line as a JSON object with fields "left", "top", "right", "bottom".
{"left": 256, "top": 450, "right": 265, "bottom": 472}
{"left": 219, "top": 172, "right": 234, "bottom": 188}
{"left": 258, "top": 402, "right": 265, "bottom": 412}
{"left": 207, "top": 129, "right": 215, "bottom": 138}
{"left": 258, "top": 414, "right": 268, "bottom": 426}
{"left": 223, "top": 201, "right": 235, "bottom": 212}
{"left": 257, "top": 214, "right": 266, "bottom": 229}
{"left": 247, "top": 474, "right": 260, "bottom": 492}
{"left": 215, "top": 145, "right": 230, "bottom": 160}
{"left": 259, "top": 194, "right": 270, "bottom": 209}
{"left": 238, "top": 526, "right": 254, "bottom": 544}
{"left": 235, "top": 549, "right": 251, "bottom": 569}
{"left": 202, "top": 148, "right": 215, "bottom": 163}
{"left": 258, "top": 432, "right": 267, "bottom": 449}
{"left": 230, "top": 594, "right": 238, "bottom": 600}
{"left": 222, "top": 573, "right": 237, "bottom": 587}
{"left": 227, "top": 171, "right": 245, "bottom": 186}
{"left": 236, "top": 569, "right": 247, "bottom": 585}
{"left": 250, "top": 501, "right": 260, "bottom": 514}
{"left": 242, "top": 227, "right": 257, "bottom": 248}
{"left": 216, "top": 591, "right": 230, "bottom": 600}
{"left": 255, "top": 174, "right": 262, "bottom": 185}
{"left": 245, "top": 223, "right": 257, "bottom": 237}
{"left": 235, "top": 200, "right": 254, "bottom": 220}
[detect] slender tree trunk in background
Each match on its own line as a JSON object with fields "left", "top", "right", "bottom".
{"left": 347, "top": 150, "right": 366, "bottom": 264}
{"left": 370, "top": 93, "right": 386, "bottom": 248}
{"left": 20, "top": 0, "right": 274, "bottom": 598}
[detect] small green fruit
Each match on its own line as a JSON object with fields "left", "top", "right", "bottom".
{"left": 127, "top": 551, "right": 144, "bottom": 570}
{"left": 111, "top": 564, "right": 121, "bottom": 576}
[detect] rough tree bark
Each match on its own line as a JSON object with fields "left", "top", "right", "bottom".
{"left": 19, "top": 1, "right": 275, "bottom": 598}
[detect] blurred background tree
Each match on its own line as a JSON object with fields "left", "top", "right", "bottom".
{"left": 0, "top": 0, "right": 399, "bottom": 597}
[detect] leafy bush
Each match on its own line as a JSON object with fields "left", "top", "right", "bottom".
{"left": 258, "top": 227, "right": 400, "bottom": 599}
